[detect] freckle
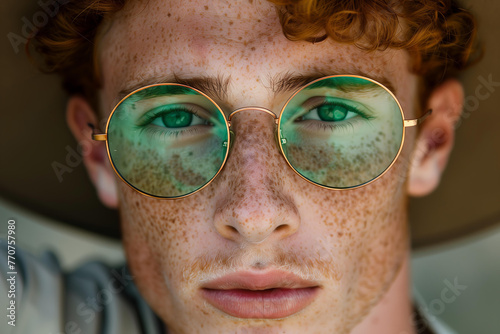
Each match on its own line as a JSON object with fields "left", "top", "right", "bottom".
{"left": 250, "top": 47, "right": 255, "bottom": 51}
{"left": 204, "top": 5, "right": 208, "bottom": 10}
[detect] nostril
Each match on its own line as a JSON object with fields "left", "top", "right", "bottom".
{"left": 219, "top": 222, "right": 290, "bottom": 241}
{"left": 274, "top": 224, "right": 288, "bottom": 232}
{"left": 220, "top": 225, "right": 240, "bottom": 239}
{"left": 213, "top": 187, "right": 301, "bottom": 243}
{"left": 216, "top": 224, "right": 240, "bottom": 240}
{"left": 228, "top": 225, "right": 239, "bottom": 234}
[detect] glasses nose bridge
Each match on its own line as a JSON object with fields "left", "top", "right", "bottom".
{"left": 227, "top": 106, "right": 279, "bottom": 126}
{"left": 226, "top": 106, "right": 281, "bottom": 152}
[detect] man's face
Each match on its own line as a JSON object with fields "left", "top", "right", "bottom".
{"left": 98, "top": 0, "right": 419, "bottom": 332}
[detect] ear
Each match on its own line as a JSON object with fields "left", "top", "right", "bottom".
{"left": 407, "top": 79, "right": 464, "bottom": 197}
{"left": 66, "top": 96, "right": 118, "bottom": 208}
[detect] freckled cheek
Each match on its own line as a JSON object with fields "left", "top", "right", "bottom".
{"left": 294, "top": 148, "right": 409, "bottom": 269}
{"left": 351, "top": 192, "right": 408, "bottom": 305}
{"left": 357, "top": 164, "right": 409, "bottom": 268}
{"left": 118, "top": 185, "right": 215, "bottom": 295}
{"left": 298, "top": 169, "right": 408, "bottom": 321}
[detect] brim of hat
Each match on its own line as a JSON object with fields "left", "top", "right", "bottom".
{"left": 1, "top": 0, "right": 499, "bottom": 249}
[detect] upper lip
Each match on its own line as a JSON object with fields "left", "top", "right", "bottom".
{"left": 201, "top": 270, "right": 320, "bottom": 290}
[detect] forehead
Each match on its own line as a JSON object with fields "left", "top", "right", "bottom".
{"left": 99, "top": 0, "right": 415, "bottom": 113}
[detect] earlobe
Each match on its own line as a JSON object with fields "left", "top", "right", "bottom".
{"left": 66, "top": 96, "right": 118, "bottom": 208}
{"left": 407, "top": 79, "right": 464, "bottom": 197}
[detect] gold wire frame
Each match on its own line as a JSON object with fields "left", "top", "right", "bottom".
{"left": 276, "top": 74, "right": 431, "bottom": 191}
{"left": 92, "top": 75, "right": 431, "bottom": 198}
{"left": 92, "top": 83, "right": 231, "bottom": 199}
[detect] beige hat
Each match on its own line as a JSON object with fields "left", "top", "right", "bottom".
{"left": 1, "top": 0, "right": 499, "bottom": 248}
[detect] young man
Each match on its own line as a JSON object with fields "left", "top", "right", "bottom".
{"left": 1, "top": 0, "right": 477, "bottom": 333}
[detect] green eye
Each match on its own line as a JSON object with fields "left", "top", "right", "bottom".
{"left": 161, "top": 110, "right": 193, "bottom": 128}
{"left": 298, "top": 102, "right": 358, "bottom": 123}
{"left": 317, "top": 105, "right": 348, "bottom": 121}
{"left": 145, "top": 105, "right": 209, "bottom": 129}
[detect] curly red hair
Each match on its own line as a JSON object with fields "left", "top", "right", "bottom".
{"left": 270, "top": 0, "right": 478, "bottom": 85}
{"left": 30, "top": 0, "right": 479, "bottom": 108}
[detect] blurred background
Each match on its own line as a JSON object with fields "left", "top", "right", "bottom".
{"left": 1, "top": 0, "right": 499, "bottom": 333}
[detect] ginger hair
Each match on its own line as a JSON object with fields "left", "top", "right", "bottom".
{"left": 29, "top": 0, "right": 479, "bottom": 108}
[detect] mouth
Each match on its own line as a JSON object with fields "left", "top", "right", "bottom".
{"left": 200, "top": 270, "right": 321, "bottom": 319}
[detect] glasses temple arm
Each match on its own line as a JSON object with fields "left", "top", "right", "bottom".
{"left": 403, "top": 109, "right": 432, "bottom": 127}
{"left": 88, "top": 123, "right": 107, "bottom": 141}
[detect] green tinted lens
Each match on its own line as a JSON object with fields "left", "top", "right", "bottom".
{"left": 107, "top": 84, "right": 229, "bottom": 198}
{"left": 279, "top": 76, "right": 404, "bottom": 189}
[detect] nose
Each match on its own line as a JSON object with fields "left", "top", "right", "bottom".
{"left": 212, "top": 110, "right": 301, "bottom": 244}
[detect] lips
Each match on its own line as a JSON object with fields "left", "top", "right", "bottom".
{"left": 200, "top": 270, "right": 320, "bottom": 319}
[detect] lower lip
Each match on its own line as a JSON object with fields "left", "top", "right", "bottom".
{"left": 201, "top": 287, "right": 319, "bottom": 319}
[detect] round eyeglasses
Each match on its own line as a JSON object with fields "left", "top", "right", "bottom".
{"left": 91, "top": 75, "right": 431, "bottom": 199}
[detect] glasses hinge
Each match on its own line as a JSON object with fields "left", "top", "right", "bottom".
{"left": 88, "top": 123, "right": 107, "bottom": 141}
{"left": 92, "top": 133, "right": 108, "bottom": 141}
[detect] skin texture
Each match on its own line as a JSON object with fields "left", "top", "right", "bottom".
{"left": 66, "top": 0, "right": 464, "bottom": 333}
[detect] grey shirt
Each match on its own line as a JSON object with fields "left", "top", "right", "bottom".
{"left": 0, "top": 239, "right": 165, "bottom": 334}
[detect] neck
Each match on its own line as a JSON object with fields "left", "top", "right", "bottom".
{"left": 351, "top": 254, "right": 415, "bottom": 334}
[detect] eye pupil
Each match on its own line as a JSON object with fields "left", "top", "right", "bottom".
{"left": 318, "top": 105, "right": 347, "bottom": 121}
{"left": 162, "top": 110, "right": 193, "bottom": 128}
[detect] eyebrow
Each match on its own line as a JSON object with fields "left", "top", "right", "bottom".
{"left": 117, "top": 70, "right": 396, "bottom": 102}
{"left": 268, "top": 71, "right": 396, "bottom": 95}
{"left": 124, "top": 85, "right": 201, "bottom": 101}
{"left": 118, "top": 74, "right": 231, "bottom": 101}
{"left": 304, "top": 75, "right": 380, "bottom": 93}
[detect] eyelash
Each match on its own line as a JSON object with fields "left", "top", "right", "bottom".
{"left": 141, "top": 126, "right": 202, "bottom": 140}
{"left": 139, "top": 105, "right": 199, "bottom": 125}
{"left": 137, "top": 105, "right": 209, "bottom": 138}
{"left": 294, "top": 99, "right": 374, "bottom": 131}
